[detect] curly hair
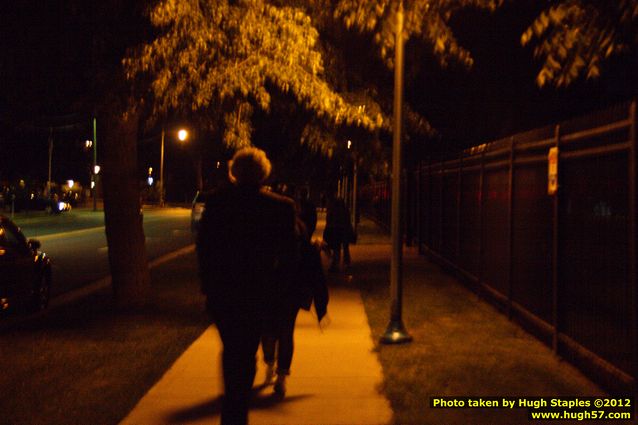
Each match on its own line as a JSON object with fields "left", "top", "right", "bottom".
{"left": 228, "top": 147, "right": 272, "bottom": 186}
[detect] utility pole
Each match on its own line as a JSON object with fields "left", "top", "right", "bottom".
{"left": 47, "top": 127, "right": 53, "bottom": 198}
{"left": 381, "top": 0, "right": 412, "bottom": 344}
{"left": 159, "top": 127, "right": 165, "bottom": 207}
{"left": 92, "top": 117, "right": 98, "bottom": 211}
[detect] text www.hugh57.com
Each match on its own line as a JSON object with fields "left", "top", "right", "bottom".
{"left": 529, "top": 409, "right": 631, "bottom": 421}
{"left": 430, "top": 396, "right": 634, "bottom": 421}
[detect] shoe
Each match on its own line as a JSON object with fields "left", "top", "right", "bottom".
{"left": 274, "top": 375, "right": 286, "bottom": 398}
{"left": 264, "top": 363, "right": 275, "bottom": 384}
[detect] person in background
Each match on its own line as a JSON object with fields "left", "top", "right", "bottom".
{"left": 297, "top": 187, "right": 317, "bottom": 238}
{"left": 196, "top": 147, "right": 296, "bottom": 425}
{"left": 261, "top": 214, "right": 328, "bottom": 398}
{"left": 323, "top": 195, "right": 353, "bottom": 272}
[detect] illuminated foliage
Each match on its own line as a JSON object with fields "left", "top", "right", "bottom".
{"left": 334, "top": 0, "right": 503, "bottom": 68}
{"left": 522, "top": 0, "right": 638, "bottom": 87}
{"left": 124, "top": 0, "right": 384, "bottom": 148}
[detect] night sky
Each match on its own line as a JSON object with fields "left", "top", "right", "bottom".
{"left": 1, "top": 1, "right": 636, "bottom": 188}
{"left": 412, "top": 0, "right": 638, "bottom": 151}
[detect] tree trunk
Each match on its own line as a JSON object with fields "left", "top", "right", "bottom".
{"left": 101, "top": 97, "right": 151, "bottom": 309}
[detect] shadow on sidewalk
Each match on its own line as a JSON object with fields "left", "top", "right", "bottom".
{"left": 166, "top": 384, "right": 312, "bottom": 424}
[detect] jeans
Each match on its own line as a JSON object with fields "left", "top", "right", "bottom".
{"left": 213, "top": 311, "right": 263, "bottom": 425}
{"left": 261, "top": 304, "right": 300, "bottom": 375}
{"left": 330, "top": 240, "right": 351, "bottom": 269}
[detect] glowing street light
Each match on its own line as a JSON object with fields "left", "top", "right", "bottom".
{"left": 178, "top": 129, "right": 188, "bottom": 142}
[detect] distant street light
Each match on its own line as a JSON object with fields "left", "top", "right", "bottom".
{"left": 159, "top": 127, "right": 189, "bottom": 207}
{"left": 178, "top": 129, "right": 188, "bottom": 142}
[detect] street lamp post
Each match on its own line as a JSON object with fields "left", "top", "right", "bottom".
{"left": 381, "top": 0, "right": 412, "bottom": 345}
{"left": 92, "top": 117, "right": 98, "bottom": 211}
{"left": 159, "top": 128, "right": 165, "bottom": 207}
{"left": 347, "top": 139, "right": 358, "bottom": 233}
{"left": 159, "top": 127, "right": 188, "bottom": 207}
{"left": 47, "top": 127, "right": 53, "bottom": 198}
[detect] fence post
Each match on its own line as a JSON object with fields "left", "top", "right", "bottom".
{"left": 552, "top": 124, "right": 561, "bottom": 353}
{"left": 427, "top": 157, "right": 432, "bottom": 249}
{"left": 439, "top": 163, "right": 444, "bottom": 253}
{"left": 416, "top": 164, "right": 422, "bottom": 253}
{"left": 457, "top": 151, "right": 463, "bottom": 261}
{"left": 507, "top": 136, "right": 515, "bottom": 319}
{"left": 628, "top": 99, "right": 637, "bottom": 381}
{"left": 478, "top": 148, "right": 485, "bottom": 287}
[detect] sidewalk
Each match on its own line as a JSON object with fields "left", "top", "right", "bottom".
{"left": 121, "top": 215, "right": 393, "bottom": 425}
{"left": 121, "top": 214, "right": 605, "bottom": 425}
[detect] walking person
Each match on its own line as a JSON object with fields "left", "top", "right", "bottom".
{"left": 323, "top": 195, "right": 354, "bottom": 272}
{"left": 261, "top": 216, "right": 328, "bottom": 397}
{"left": 297, "top": 187, "right": 317, "bottom": 237}
{"left": 196, "top": 147, "right": 297, "bottom": 425}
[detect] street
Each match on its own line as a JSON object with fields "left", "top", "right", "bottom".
{"left": 12, "top": 207, "right": 193, "bottom": 297}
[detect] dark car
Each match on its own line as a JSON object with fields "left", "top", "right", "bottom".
{"left": 0, "top": 216, "right": 52, "bottom": 313}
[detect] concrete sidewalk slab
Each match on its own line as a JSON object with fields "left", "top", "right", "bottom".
{"left": 121, "top": 286, "right": 392, "bottom": 425}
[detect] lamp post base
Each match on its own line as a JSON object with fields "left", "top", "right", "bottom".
{"left": 380, "top": 320, "right": 413, "bottom": 344}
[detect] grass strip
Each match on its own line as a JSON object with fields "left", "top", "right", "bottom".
{"left": 353, "top": 245, "right": 605, "bottom": 425}
{"left": 0, "top": 253, "right": 209, "bottom": 425}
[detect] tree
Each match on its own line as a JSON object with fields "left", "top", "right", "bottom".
{"left": 124, "top": 0, "right": 384, "bottom": 150}
{"left": 100, "top": 93, "right": 151, "bottom": 308}
{"left": 93, "top": 1, "right": 153, "bottom": 309}
{"left": 334, "top": 0, "right": 503, "bottom": 68}
{"left": 332, "top": 0, "right": 504, "bottom": 343}
{"left": 521, "top": 0, "right": 638, "bottom": 87}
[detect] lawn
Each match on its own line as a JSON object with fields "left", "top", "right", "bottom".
{"left": 0, "top": 253, "right": 209, "bottom": 425}
{"left": 352, "top": 244, "right": 605, "bottom": 425}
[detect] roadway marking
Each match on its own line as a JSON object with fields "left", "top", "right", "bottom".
{"left": 36, "top": 226, "right": 105, "bottom": 241}
{"left": 37, "top": 228, "right": 189, "bottom": 242}
{"left": 149, "top": 245, "right": 195, "bottom": 268}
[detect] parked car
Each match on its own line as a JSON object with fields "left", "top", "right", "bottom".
{"left": 0, "top": 215, "right": 52, "bottom": 313}
{"left": 191, "top": 191, "right": 207, "bottom": 235}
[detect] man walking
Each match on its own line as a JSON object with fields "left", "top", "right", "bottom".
{"left": 196, "top": 147, "right": 296, "bottom": 425}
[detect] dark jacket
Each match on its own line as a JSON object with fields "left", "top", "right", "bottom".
{"left": 287, "top": 218, "right": 329, "bottom": 321}
{"left": 196, "top": 185, "right": 297, "bottom": 319}
{"left": 298, "top": 198, "right": 317, "bottom": 237}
